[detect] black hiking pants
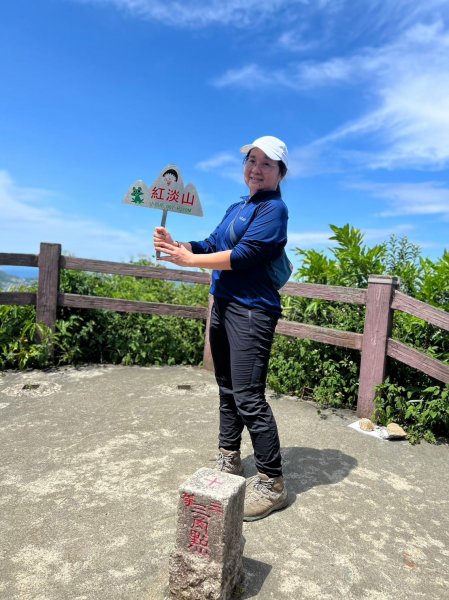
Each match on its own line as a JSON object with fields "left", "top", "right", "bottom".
{"left": 209, "top": 297, "right": 282, "bottom": 478}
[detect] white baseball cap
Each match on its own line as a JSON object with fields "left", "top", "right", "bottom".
{"left": 240, "top": 135, "right": 288, "bottom": 168}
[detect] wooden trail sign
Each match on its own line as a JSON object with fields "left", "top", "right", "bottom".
{"left": 122, "top": 164, "right": 203, "bottom": 217}
{"left": 123, "top": 164, "right": 203, "bottom": 258}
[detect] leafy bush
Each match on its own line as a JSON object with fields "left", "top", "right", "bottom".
{"left": 0, "top": 305, "right": 53, "bottom": 369}
{"left": 375, "top": 379, "right": 449, "bottom": 444}
{"left": 269, "top": 336, "right": 360, "bottom": 409}
{"left": 1, "top": 232, "right": 448, "bottom": 443}
{"left": 268, "top": 224, "right": 449, "bottom": 443}
{"left": 0, "top": 259, "right": 209, "bottom": 369}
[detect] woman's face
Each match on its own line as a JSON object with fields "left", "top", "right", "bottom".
{"left": 244, "top": 148, "right": 282, "bottom": 197}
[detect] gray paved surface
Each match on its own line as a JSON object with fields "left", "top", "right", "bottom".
{"left": 0, "top": 364, "right": 448, "bottom": 600}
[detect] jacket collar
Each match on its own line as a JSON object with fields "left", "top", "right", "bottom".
{"left": 241, "top": 189, "right": 282, "bottom": 203}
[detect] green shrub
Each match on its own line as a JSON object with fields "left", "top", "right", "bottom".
{"left": 0, "top": 304, "right": 53, "bottom": 369}
{"left": 375, "top": 379, "right": 449, "bottom": 444}
{"left": 1, "top": 259, "right": 209, "bottom": 370}
{"left": 271, "top": 225, "right": 449, "bottom": 443}
{"left": 1, "top": 232, "right": 448, "bottom": 444}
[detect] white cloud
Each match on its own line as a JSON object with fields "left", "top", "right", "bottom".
{"left": 196, "top": 152, "right": 238, "bottom": 171}
{"left": 212, "top": 64, "right": 296, "bottom": 90}
{"left": 76, "top": 0, "right": 449, "bottom": 33}
{"left": 195, "top": 152, "right": 243, "bottom": 183}
{"left": 346, "top": 180, "right": 449, "bottom": 217}
{"left": 70, "top": 1, "right": 449, "bottom": 175}
{"left": 361, "top": 224, "right": 414, "bottom": 240}
{"left": 287, "top": 231, "right": 333, "bottom": 246}
{"left": 76, "top": 0, "right": 308, "bottom": 28}
{"left": 352, "top": 0, "right": 449, "bottom": 37}
{"left": 275, "top": 0, "right": 449, "bottom": 53}
{"left": 287, "top": 224, "right": 414, "bottom": 249}
{"left": 217, "top": 20, "right": 449, "bottom": 172}
{"left": 277, "top": 30, "right": 317, "bottom": 53}
{"left": 316, "top": 22, "right": 449, "bottom": 169}
{"left": 287, "top": 145, "right": 345, "bottom": 178}
{"left": 0, "top": 170, "right": 151, "bottom": 262}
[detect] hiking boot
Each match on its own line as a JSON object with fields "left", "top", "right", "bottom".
{"left": 243, "top": 473, "right": 288, "bottom": 521}
{"left": 215, "top": 448, "right": 243, "bottom": 476}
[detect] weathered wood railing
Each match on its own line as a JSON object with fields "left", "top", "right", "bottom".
{"left": 1, "top": 243, "right": 449, "bottom": 418}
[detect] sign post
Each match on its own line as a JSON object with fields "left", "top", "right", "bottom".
{"left": 122, "top": 164, "right": 203, "bottom": 259}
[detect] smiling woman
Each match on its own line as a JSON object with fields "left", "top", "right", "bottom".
{"left": 243, "top": 147, "right": 288, "bottom": 197}
{"left": 153, "top": 135, "right": 290, "bottom": 521}
{"left": 2, "top": 0, "right": 449, "bottom": 267}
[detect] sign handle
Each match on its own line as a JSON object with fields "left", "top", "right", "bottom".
{"left": 156, "top": 209, "right": 168, "bottom": 260}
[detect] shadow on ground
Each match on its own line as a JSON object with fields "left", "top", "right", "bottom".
{"left": 242, "top": 446, "right": 357, "bottom": 503}
{"left": 239, "top": 446, "right": 357, "bottom": 598}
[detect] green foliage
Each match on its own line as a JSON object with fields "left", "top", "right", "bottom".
{"left": 268, "top": 336, "right": 360, "bottom": 410}
{"left": 385, "top": 234, "right": 421, "bottom": 295}
{"left": 56, "top": 260, "right": 208, "bottom": 366}
{"left": 1, "top": 229, "right": 448, "bottom": 444}
{"left": 0, "top": 305, "right": 53, "bottom": 369}
{"left": 1, "top": 259, "right": 208, "bottom": 370}
{"left": 375, "top": 379, "right": 449, "bottom": 444}
{"left": 270, "top": 224, "right": 449, "bottom": 443}
{"left": 417, "top": 251, "right": 449, "bottom": 308}
{"left": 328, "top": 224, "right": 386, "bottom": 287}
{"left": 53, "top": 312, "right": 205, "bottom": 366}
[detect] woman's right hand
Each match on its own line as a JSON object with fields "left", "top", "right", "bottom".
{"left": 153, "top": 226, "right": 174, "bottom": 248}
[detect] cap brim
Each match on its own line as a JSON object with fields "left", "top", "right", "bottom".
{"left": 240, "top": 143, "right": 280, "bottom": 161}
{"left": 240, "top": 144, "right": 254, "bottom": 155}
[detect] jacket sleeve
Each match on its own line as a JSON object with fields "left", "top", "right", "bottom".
{"left": 189, "top": 202, "right": 240, "bottom": 254}
{"left": 230, "top": 201, "right": 288, "bottom": 270}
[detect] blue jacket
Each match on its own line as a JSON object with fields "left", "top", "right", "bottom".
{"left": 189, "top": 189, "right": 288, "bottom": 316}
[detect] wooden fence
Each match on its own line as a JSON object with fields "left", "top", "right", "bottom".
{"left": 1, "top": 242, "right": 449, "bottom": 418}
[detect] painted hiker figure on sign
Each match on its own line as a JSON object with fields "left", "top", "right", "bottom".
{"left": 162, "top": 168, "right": 178, "bottom": 187}
{"left": 153, "top": 136, "right": 292, "bottom": 521}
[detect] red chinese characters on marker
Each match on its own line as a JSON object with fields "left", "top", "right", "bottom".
{"left": 151, "top": 187, "right": 164, "bottom": 200}
{"left": 181, "top": 191, "right": 195, "bottom": 206}
{"left": 181, "top": 493, "right": 224, "bottom": 559}
{"left": 167, "top": 189, "right": 180, "bottom": 203}
{"left": 150, "top": 187, "right": 193, "bottom": 205}
{"left": 209, "top": 501, "right": 224, "bottom": 515}
{"left": 182, "top": 492, "right": 195, "bottom": 507}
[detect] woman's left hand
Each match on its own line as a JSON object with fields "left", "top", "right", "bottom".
{"left": 154, "top": 240, "right": 195, "bottom": 267}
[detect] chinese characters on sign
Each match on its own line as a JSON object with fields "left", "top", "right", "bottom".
{"left": 122, "top": 164, "right": 203, "bottom": 217}
{"left": 182, "top": 492, "right": 224, "bottom": 559}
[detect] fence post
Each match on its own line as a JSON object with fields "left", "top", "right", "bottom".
{"left": 203, "top": 294, "right": 214, "bottom": 371}
{"left": 357, "top": 275, "right": 400, "bottom": 418}
{"left": 36, "top": 243, "right": 61, "bottom": 348}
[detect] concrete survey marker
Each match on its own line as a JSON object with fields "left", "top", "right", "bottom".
{"left": 169, "top": 467, "right": 245, "bottom": 600}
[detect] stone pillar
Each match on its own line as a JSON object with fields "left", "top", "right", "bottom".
{"left": 169, "top": 467, "right": 245, "bottom": 600}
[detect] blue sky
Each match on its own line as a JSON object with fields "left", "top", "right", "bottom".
{"left": 1, "top": 0, "right": 449, "bottom": 276}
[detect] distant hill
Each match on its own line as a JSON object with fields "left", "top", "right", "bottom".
{"left": 0, "top": 270, "right": 36, "bottom": 290}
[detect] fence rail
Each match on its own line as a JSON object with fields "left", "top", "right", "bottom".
{"left": 1, "top": 243, "right": 449, "bottom": 417}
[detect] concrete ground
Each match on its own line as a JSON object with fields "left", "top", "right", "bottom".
{"left": 0, "top": 364, "right": 448, "bottom": 600}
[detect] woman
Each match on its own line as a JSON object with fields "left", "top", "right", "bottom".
{"left": 153, "top": 135, "right": 289, "bottom": 521}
